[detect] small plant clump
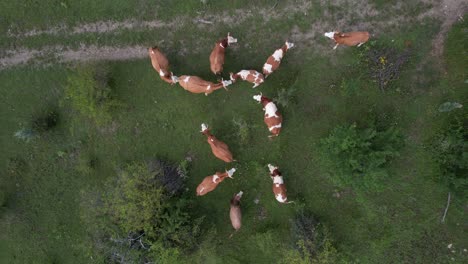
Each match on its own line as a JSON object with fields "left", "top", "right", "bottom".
{"left": 358, "top": 41, "right": 411, "bottom": 91}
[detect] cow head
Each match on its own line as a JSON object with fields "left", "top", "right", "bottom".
{"left": 267, "top": 164, "right": 278, "bottom": 174}
{"left": 222, "top": 79, "right": 233, "bottom": 89}
{"left": 253, "top": 93, "right": 263, "bottom": 103}
{"left": 285, "top": 41, "right": 295, "bottom": 50}
{"left": 149, "top": 46, "right": 160, "bottom": 55}
{"left": 201, "top": 123, "right": 209, "bottom": 133}
{"left": 226, "top": 168, "right": 236, "bottom": 178}
{"left": 171, "top": 73, "right": 179, "bottom": 84}
{"left": 229, "top": 72, "right": 237, "bottom": 82}
{"left": 227, "top": 32, "right": 238, "bottom": 45}
{"left": 324, "top": 31, "right": 338, "bottom": 39}
{"left": 236, "top": 191, "right": 243, "bottom": 198}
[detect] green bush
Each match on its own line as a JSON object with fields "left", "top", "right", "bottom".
{"left": 319, "top": 123, "right": 403, "bottom": 191}
{"left": 281, "top": 210, "right": 338, "bottom": 264}
{"left": 63, "top": 64, "right": 122, "bottom": 125}
{"left": 430, "top": 115, "right": 468, "bottom": 197}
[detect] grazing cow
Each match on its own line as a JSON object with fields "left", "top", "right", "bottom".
{"left": 196, "top": 168, "right": 236, "bottom": 196}
{"left": 230, "top": 191, "right": 243, "bottom": 232}
{"left": 210, "top": 33, "right": 238, "bottom": 75}
{"left": 267, "top": 164, "right": 292, "bottom": 204}
{"left": 262, "top": 41, "right": 295, "bottom": 78}
{"left": 230, "top": 70, "right": 265, "bottom": 88}
{"left": 253, "top": 94, "right": 283, "bottom": 138}
{"left": 148, "top": 46, "right": 178, "bottom": 84}
{"left": 324, "top": 31, "right": 370, "bottom": 49}
{"left": 201, "top": 123, "right": 235, "bottom": 162}
{"left": 178, "top": 75, "right": 232, "bottom": 96}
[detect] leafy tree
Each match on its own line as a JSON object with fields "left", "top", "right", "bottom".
{"left": 319, "top": 123, "right": 403, "bottom": 191}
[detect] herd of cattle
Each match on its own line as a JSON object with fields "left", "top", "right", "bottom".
{"left": 148, "top": 30, "right": 370, "bottom": 234}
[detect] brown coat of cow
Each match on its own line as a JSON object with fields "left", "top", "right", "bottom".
{"left": 230, "top": 191, "right": 243, "bottom": 231}
{"left": 209, "top": 33, "right": 237, "bottom": 75}
{"left": 267, "top": 164, "right": 292, "bottom": 204}
{"left": 262, "top": 41, "right": 294, "bottom": 78}
{"left": 148, "top": 47, "right": 178, "bottom": 84}
{"left": 201, "top": 124, "right": 235, "bottom": 162}
{"left": 324, "top": 31, "right": 370, "bottom": 49}
{"left": 196, "top": 169, "right": 236, "bottom": 196}
{"left": 178, "top": 75, "right": 232, "bottom": 96}
{"left": 253, "top": 95, "right": 283, "bottom": 138}
{"left": 230, "top": 70, "right": 265, "bottom": 88}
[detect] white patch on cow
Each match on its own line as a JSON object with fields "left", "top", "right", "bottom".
{"left": 324, "top": 32, "right": 336, "bottom": 39}
{"left": 238, "top": 70, "right": 250, "bottom": 80}
{"left": 201, "top": 123, "right": 208, "bottom": 132}
{"left": 183, "top": 76, "right": 191, "bottom": 83}
{"left": 219, "top": 43, "right": 225, "bottom": 48}
{"left": 151, "top": 50, "right": 155, "bottom": 54}
{"left": 253, "top": 94, "right": 262, "bottom": 102}
{"left": 159, "top": 69, "right": 165, "bottom": 77}
{"left": 273, "top": 175, "right": 284, "bottom": 185}
{"left": 285, "top": 41, "right": 295, "bottom": 49}
{"left": 264, "top": 102, "right": 279, "bottom": 118}
{"left": 227, "top": 168, "right": 236, "bottom": 178}
{"left": 272, "top": 49, "right": 284, "bottom": 62}
{"left": 206, "top": 85, "right": 211, "bottom": 91}
{"left": 269, "top": 123, "right": 282, "bottom": 131}
{"left": 210, "top": 138, "right": 214, "bottom": 142}
{"left": 263, "top": 63, "right": 273, "bottom": 73}
{"left": 212, "top": 175, "right": 220, "bottom": 183}
{"left": 267, "top": 164, "right": 278, "bottom": 174}
{"left": 236, "top": 191, "right": 243, "bottom": 198}
{"left": 199, "top": 187, "right": 205, "bottom": 194}
{"left": 276, "top": 193, "right": 287, "bottom": 203}
{"left": 227, "top": 34, "right": 237, "bottom": 45}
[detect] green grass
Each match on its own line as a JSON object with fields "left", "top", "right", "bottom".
{"left": 1, "top": 3, "right": 467, "bottom": 264}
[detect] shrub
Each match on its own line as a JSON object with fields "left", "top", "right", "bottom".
{"left": 357, "top": 41, "right": 411, "bottom": 91}
{"left": 281, "top": 210, "right": 338, "bottom": 264}
{"left": 63, "top": 64, "right": 122, "bottom": 125}
{"left": 31, "top": 109, "right": 59, "bottom": 133}
{"left": 319, "top": 123, "right": 403, "bottom": 191}
{"left": 232, "top": 118, "right": 250, "bottom": 144}
{"left": 430, "top": 115, "right": 467, "bottom": 197}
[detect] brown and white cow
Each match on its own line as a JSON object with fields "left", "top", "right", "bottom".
{"left": 210, "top": 33, "right": 238, "bottom": 75}
{"left": 178, "top": 75, "right": 232, "bottom": 96}
{"left": 253, "top": 94, "right": 283, "bottom": 138}
{"left": 148, "top": 46, "right": 179, "bottom": 84}
{"left": 324, "top": 31, "right": 370, "bottom": 50}
{"left": 196, "top": 168, "right": 236, "bottom": 196}
{"left": 262, "top": 41, "right": 294, "bottom": 78}
{"left": 267, "top": 164, "right": 292, "bottom": 204}
{"left": 230, "top": 70, "right": 265, "bottom": 88}
{"left": 230, "top": 191, "right": 243, "bottom": 231}
{"left": 201, "top": 123, "right": 235, "bottom": 162}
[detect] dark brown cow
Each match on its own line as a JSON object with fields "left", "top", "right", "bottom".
{"left": 196, "top": 169, "right": 236, "bottom": 196}
{"left": 262, "top": 41, "right": 294, "bottom": 78}
{"left": 148, "top": 46, "right": 178, "bottom": 84}
{"left": 201, "top": 123, "right": 235, "bottom": 162}
{"left": 230, "top": 70, "right": 265, "bottom": 88}
{"left": 178, "top": 75, "right": 232, "bottom": 96}
{"left": 324, "top": 31, "right": 370, "bottom": 49}
{"left": 209, "top": 33, "right": 237, "bottom": 75}
{"left": 253, "top": 94, "right": 283, "bottom": 138}
{"left": 230, "top": 191, "right": 243, "bottom": 231}
{"left": 267, "top": 164, "right": 292, "bottom": 204}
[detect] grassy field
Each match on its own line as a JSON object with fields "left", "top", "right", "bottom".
{"left": 1, "top": 1, "right": 467, "bottom": 264}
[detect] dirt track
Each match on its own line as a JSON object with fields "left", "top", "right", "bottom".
{"left": 0, "top": 0, "right": 465, "bottom": 70}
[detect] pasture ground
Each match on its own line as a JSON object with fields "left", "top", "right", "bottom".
{"left": 0, "top": 1, "right": 467, "bottom": 263}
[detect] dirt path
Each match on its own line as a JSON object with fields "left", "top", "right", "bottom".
{"left": 0, "top": 0, "right": 465, "bottom": 70}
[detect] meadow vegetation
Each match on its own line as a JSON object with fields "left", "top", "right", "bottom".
{"left": 0, "top": 1, "right": 467, "bottom": 264}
